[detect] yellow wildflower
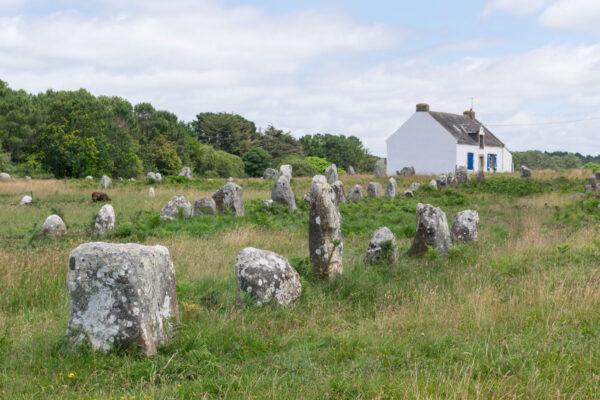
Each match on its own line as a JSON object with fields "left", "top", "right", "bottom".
{"left": 68, "top": 372, "right": 75, "bottom": 378}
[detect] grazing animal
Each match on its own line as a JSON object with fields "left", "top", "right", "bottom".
{"left": 92, "top": 191, "right": 111, "bottom": 202}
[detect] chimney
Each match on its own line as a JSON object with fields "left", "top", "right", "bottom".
{"left": 463, "top": 109, "right": 475, "bottom": 119}
{"left": 416, "top": 103, "right": 429, "bottom": 112}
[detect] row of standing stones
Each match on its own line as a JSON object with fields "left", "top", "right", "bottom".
{"left": 61, "top": 171, "right": 479, "bottom": 356}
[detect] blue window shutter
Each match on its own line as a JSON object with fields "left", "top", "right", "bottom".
{"left": 494, "top": 154, "right": 497, "bottom": 170}
{"left": 467, "top": 153, "right": 473, "bottom": 170}
{"left": 487, "top": 154, "right": 490, "bottom": 171}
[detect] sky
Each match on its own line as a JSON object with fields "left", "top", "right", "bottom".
{"left": 1, "top": 0, "right": 600, "bottom": 157}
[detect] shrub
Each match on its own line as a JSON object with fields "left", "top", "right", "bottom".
{"left": 242, "top": 147, "right": 271, "bottom": 177}
{"left": 582, "top": 162, "right": 600, "bottom": 171}
{"left": 304, "top": 156, "right": 330, "bottom": 174}
{"left": 273, "top": 156, "right": 318, "bottom": 177}
{"left": 190, "top": 139, "right": 245, "bottom": 178}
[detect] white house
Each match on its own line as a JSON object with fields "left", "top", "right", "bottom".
{"left": 386, "top": 103, "right": 512, "bottom": 175}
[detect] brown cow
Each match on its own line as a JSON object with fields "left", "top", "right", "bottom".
{"left": 92, "top": 191, "right": 111, "bottom": 202}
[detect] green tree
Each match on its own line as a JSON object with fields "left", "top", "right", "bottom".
{"left": 256, "top": 125, "right": 303, "bottom": 160}
{"left": 191, "top": 112, "right": 258, "bottom": 156}
{"left": 242, "top": 147, "right": 271, "bottom": 177}
{"left": 150, "top": 135, "right": 182, "bottom": 175}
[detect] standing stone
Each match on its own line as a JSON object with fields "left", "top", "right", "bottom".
{"left": 271, "top": 176, "right": 297, "bottom": 211}
{"left": 85, "top": 175, "right": 94, "bottom": 181}
{"left": 366, "top": 227, "right": 399, "bottom": 263}
{"left": 148, "top": 187, "right": 155, "bottom": 197}
{"left": 227, "top": 177, "right": 234, "bottom": 182}
{"left": 128, "top": 178, "right": 136, "bottom": 182}
{"left": 447, "top": 172, "right": 456, "bottom": 187}
{"left": 160, "top": 195, "right": 193, "bottom": 220}
{"left": 331, "top": 180, "right": 346, "bottom": 204}
{"left": 0, "top": 172, "right": 10, "bottom": 181}
{"left": 367, "top": 182, "right": 383, "bottom": 198}
{"left": 67, "top": 242, "right": 179, "bottom": 356}
{"left": 99, "top": 175, "right": 112, "bottom": 189}
{"left": 596, "top": 171, "right": 600, "bottom": 181}
{"left": 348, "top": 184, "right": 363, "bottom": 202}
{"left": 429, "top": 179, "right": 438, "bottom": 189}
{"left": 520, "top": 166, "right": 531, "bottom": 178}
{"left": 146, "top": 172, "right": 157, "bottom": 181}
{"left": 262, "top": 199, "right": 273, "bottom": 209}
{"left": 409, "top": 182, "right": 421, "bottom": 192}
{"left": 212, "top": 182, "right": 245, "bottom": 217}
{"left": 374, "top": 159, "right": 385, "bottom": 178}
{"left": 385, "top": 178, "right": 397, "bottom": 199}
{"left": 455, "top": 167, "right": 470, "bottom": 185}
{"left": 263, "top": 168, "right": 279, "bottom": 180}
{"left": 584, "top": 185, "right": 594, "bottom": 194}
{"left": 155, "top": 173, "right": 162, "bottom": 183}
{"left": 41, "top": 214, "right": 67, "bottom": 237}
{"left": 399, "top": 166, "right": 415, "bottom": 176}
{"left": 325, "top": 164, "right": 338, "bottom": 183}
{"left": 279, "top": 164, "right": 293, "bottom": 181}
{"left": 451, "top": 210, "right": 479, "bottom": 243}
{"left": 409, "top": 203, "right": 452, "bottom": 257}
{"left": 303, "top": 192, "right": 311, "bottom": 203}
{"left": 179, "top": 167, "right": 192, "bottom": 178}
{"left": 20, "top": 195, "right": 33, "bottom": 206}
{"left": 476, "top": 170, "right": 485, "bottom": 183}
{"left": 25, "top": 176, "right": 32, "bottom": 182}
{"left": 193, "top": 197, "right": 216, "bottom": 216}
{"left": 589, "top": 175, "right": 598, "bottom": 190}
{"left": 93, "top": 204, "right": 115, "bottom": 234}
{"left": 235, "top": 247, "right": 302, "bottom": 306}
{"left": 309, "top": 176, "right": 343, "bottom": 279}
{"left": 347, "top": 166, "right": 355, "bottom": 176}
{"left": 436, "top": 174, "right": 447, "bottom": 189}
{"left": 403, "top": 189, "right": 414, "bottom": 198}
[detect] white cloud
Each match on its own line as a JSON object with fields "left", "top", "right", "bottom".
{"left": 539, "top": 0, "right": 600, "bottom": 33}
{"left": 483, "top": 0, "right": 549, "bottom": 17}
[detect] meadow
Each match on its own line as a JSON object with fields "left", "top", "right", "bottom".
{"left": 0, "top": 171, "right": 599, "bottom": 399}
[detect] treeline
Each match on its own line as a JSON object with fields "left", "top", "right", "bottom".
{"left": 512, "top": 150, "right": 600, "bottom": 170}
{"left": 0, "top": 80, "right": 377, "bottom": 178}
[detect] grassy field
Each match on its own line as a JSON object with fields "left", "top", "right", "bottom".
{"left": 1, "top": 171, "right": 599, "bottom": 399}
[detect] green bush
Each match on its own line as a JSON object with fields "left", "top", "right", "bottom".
{"left": 190, "top": 140, "right": 245, "bottom": 178}
{"left": 274, "top": 156, "right": 318, "bottom": 177}
{"left": 304, "top": 156, "right": 330, "bottom": 174}
{"left": 582, "top": 162, "right": 600, "bottom": 171}
{"left": 242, "top": 147, "right": 271, "bottom": 177}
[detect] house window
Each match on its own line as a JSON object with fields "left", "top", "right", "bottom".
{"left": 479, "top": 134, "right": 484, "bottom": 148}
{"left": 467, "top": 152, "right": 474, "bottom": 170}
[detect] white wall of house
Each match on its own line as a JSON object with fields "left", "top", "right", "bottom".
{"left": 456, "top": 144, "right": 513, "bottom": 173}
{"left": 386, "top": 112, "right": 456, "bottom": 175}
{"left": 501, "top": 147, "right": 513, "bottom": 173}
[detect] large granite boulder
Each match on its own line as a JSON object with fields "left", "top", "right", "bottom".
{"left": 385, "top": 178, "right": 397, "bottom": 199}
{"left": 160, "top": 195, "right": 193, "bottom": 220}
{"left": 263, "top": 168, "right": 279, "bottom": 180}
{"left": 235, "top": 247, "right": 302, "bottom": 306}
{"left": 456, "top": 166, "right": 470, "bottom": 185}
{"left": 93, "top": 204, "right": 115, "bottom": 234}
{"left": 309, "top": 175, "right": 343, "bottom": 278}
{"left": 179, "top": 167, "right": 192, "bottom": 178}
{"left": 325, "top": 164, "right": 338, "bottom": 183}
{"left": 409, "top": 182, "right": 421, "bottom": 192}
{"left": 271, "top": 176, "right": 297, "bottom": 211}
{"left": 279, "top": 164, "right": 293, "bottom": 181}
{"left": 347, "top": 166, "right": 355, "bottom": 176}
{"left": 212, "top": 182, "right": 245, "bottom": 216}
{"left": 367, "top": 182, "right": 382, "bottom": 198}
{"left": 331, "top": 180, "right": 346, "bottom": 204}
{"left": 398, "top": 166, "right": 415, "bottom": 176}
{"left": 99, "top": 175, "right": 112, "bottom": 189}
{"left": 451, "top": 210, "right": 479, "bottom": 243}
{"left": 0, "top": 172, "right": 10, "bottom": 181}
{"left": 436, "top": 174, "right": 447, "bottom": 189}
{"left": 41, "top": 214, "right": 67, "bottom": 237}
{"left": 193, "top": 197, "right": 216, "bottom": 216}
{"left": 409, "top": 203, "right": 452, "bottom": 257}
{"left": 520, "top": 166, "right": 531, "bottom": 178}
{"left": 67, "top": 242, "right": 178, "bottom": 356}
{"left": 366, "top": 227, "right": 399, "bottom": 263}
{"left": 374, "top": 159, "right": 385, "bottom": 178}
{"left": 348, "top": 184, "right": 363, "bottom": 202}
{"left": 20, "top": 195, "right": 33, "bottom": 206}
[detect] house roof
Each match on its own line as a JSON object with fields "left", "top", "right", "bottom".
{"left": 427, "top": 111, "right": 505, "bottom": 147}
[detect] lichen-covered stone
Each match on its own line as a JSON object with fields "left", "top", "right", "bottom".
{"left": 429, "top": 179, "right": 437, "bottom": 189}
{"left": 409, "top": 182, "right": 421, "bottom": 191}
{"left": 179, "top": 167, "right": 192, "bottom": 178}
{"left": 451, "top": 210, "right": 479, "bottom": 243}
{"left": 366, "top": 227, "right": 398, "bottom": 263}
{"left": 520, "top": 166, "right": 531, "bottom": 178}
{"left": 398, "top": 166, "right": 415, "bottom": 176}
{"left": 235, "top": 247, "right": 302, "bottom": 306}
{"left": 331, "top": 180, "right": 346, "bottom": 204}
{"left": 67, "top": 242, "right": 178, "bottom": 356}
{"left": 279, "top": 164, "right": 293, "bottom": 181}
{"left": 42, "top": 214, "right": 67, "bottom": 237}
{"left": 193, "top": 197, "right": 216, "bottom": 216}
{"left": 212, "top": 182, "right": 245, "bottom": 216}
{"left": 93, "top": 204, "right": 115, "bottom": 234}
{"left": 436, "top": 174, "right": 447, "bottom": 189}
{"left": 20, "top": 195, "right": 33, "bottom": 206}
{"left": 409, "top": 203, "right": 452, "bottom": 257}
{"left": 99, "top": 175, "right": 112, "bottom": 189}
{"left": 456, "top": 166, "right": 469, "bottom": 185}
{"left": 385, "top": 178, "right": 397, "bottom": 199}
{"left": 263, "top": 168, "right": 279, "bottom": 180}
{"left": 374, "top": 159, "right": 385, "bottom": 178}
{"left": 148, "top": 187, "right": 155, "bottom": 197}
{"left": 0, "top": 172, "right": 11, "bottom": 181}
{"left": 367, "top": 182, "right": 382, "bottom": 198}
{"left": 347, "top": 166, "right": 355, "bottom": 176}
{"left": 447, "top": 172, "right": 456, "bottom": 186}
{"left": 325, "top": 164, "right": 338, "bottom": 183}
{"left": 303, "top": 192, "right": 311, "bottom": 203}
{"left": 271, "top": 176, "right": 297, "bottom": 211}
{"left": 403, "top": 189, "right": 414, "bottom": 198}
{"left": 348, "top": 184, "right": 363, "bottom": 202}
{"left": 309, "top": 175, "right": 343, "bottom": 278}
{"left": 160, "top": 195, "right": 193, "bottom": 220}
